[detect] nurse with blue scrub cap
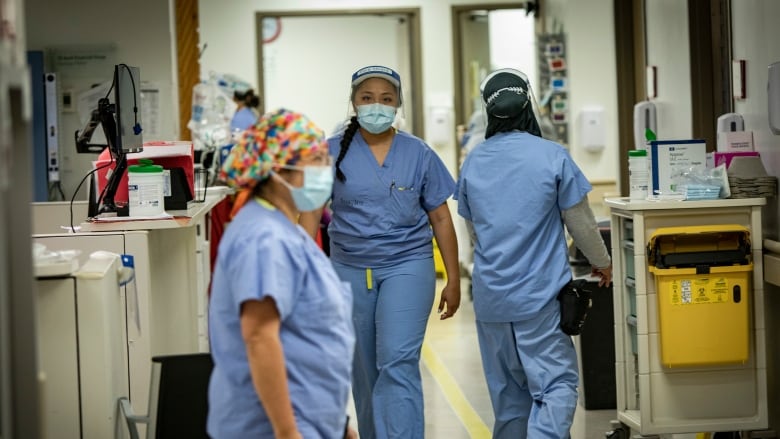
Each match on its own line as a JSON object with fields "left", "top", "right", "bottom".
{"left": 230, "top": 87, "right": 260, "bottom": 132}
{"left": 327, "top": 66, "right": 461, "bottom": 439}
{"left": 455, "top": 69, "right": 612, "bottom": 438}
{"left": 209, "top": 109, "right": 357, "bottom": 439}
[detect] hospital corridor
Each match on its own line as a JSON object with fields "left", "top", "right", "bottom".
{"left": 383, "top": 278, "right": 616, "bottom": 439}
{"left": 4, "top": 0, "right": 780, "bottom": 438}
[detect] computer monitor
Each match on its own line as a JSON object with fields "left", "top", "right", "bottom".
{"left": 114, "top": 65, "right": 143, "bottom": 154}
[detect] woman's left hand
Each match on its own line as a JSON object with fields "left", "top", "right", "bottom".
{"left": 437, "top": 281, "right": 461, "bottom": 320}
{"left": 344, "top": 426, "right": 358, "bottom": 439}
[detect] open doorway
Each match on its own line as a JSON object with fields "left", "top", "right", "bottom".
{"left": 255, "top": 9, "right": 422, "bottom": 139}
{"left": 451, "top": 4, "right": 537, "bottom": 166}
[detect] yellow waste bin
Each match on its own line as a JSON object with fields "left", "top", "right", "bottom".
{"left": 647, "top": 225, "right": 752, "bottom": 368}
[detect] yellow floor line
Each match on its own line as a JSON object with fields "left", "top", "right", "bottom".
{"left": 421, "top": 341, "right": 491, "bottom": 438}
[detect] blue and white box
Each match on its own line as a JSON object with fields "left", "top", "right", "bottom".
{"left": 649, "top": 139, "right": 707, "bottom": 197}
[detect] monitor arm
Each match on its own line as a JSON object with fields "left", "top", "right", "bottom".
{"left": 75, "top": 98, "right": 118, "bottom": 154}
{"left": 74, "top": 97, "right": 128, "bottom": 215}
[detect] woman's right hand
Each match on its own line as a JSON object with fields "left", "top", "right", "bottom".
{"left": 592, "top": 264, "right": 613, "bottom": 287}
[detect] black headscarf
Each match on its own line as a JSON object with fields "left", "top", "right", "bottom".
{"left": 481, "top": 70, "right": 541, "bottom": 139}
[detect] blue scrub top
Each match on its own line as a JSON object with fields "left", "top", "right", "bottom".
{"left": 327, "top": 130, "right": 455, "bottom": 269}
{"left": 456, "top": 132, "right": 591, "bottom": 322}
{"left": 208, "top": 200, "right": 355, "bottom": 439}
{"left": 231, "top": 107, "right": 258, "bottom": 132}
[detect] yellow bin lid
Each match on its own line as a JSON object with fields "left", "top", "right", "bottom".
{"left": 647, "top": 224, "right": 751, "bottom": 269}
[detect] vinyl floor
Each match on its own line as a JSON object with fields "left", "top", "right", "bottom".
{"left": 346, "top": 278, "right": 618, "bottom": 439}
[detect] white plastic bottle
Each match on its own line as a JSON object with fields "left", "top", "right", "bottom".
{"left": 128, "top": 159, "right": 165, "bottom": 217}
{"left": 628, "top": 149, "right": 649, "bottom": 201}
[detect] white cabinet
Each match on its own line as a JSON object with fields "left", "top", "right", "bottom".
{"left": 32, "top": 189, "right": 226, "bottom": 438}
{"left": 606, "top": 197, "right": 770, "bottom": 436}
{"left": 36, "top": 255, "right": 129, "bottom": 439}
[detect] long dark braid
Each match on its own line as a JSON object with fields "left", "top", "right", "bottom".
{"left": 335, "top": 116, "right": 360, "bottom": 182}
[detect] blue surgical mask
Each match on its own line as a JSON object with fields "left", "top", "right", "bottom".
{"left": 356, "top": 103, "right": 396, "bottom": 134}
{"left": 274, "top": 165, "right": 333, "bottom": 212}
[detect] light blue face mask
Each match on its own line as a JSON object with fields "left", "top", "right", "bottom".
{"left": 356, "top": 103, "right": 396, "bottom": 134}
{"left": 274, "top": 165, "right": 333, "bottom": 212}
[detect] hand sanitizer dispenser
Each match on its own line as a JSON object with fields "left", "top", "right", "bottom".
{"left": 633, "top": 101, "right": 657, "bottom": 150}
{"left": 770, "top": 62, "right": 780, "bottom": 135}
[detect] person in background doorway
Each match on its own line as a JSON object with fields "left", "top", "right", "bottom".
{"left": 460, "top": 107, "right": 487, "bottom": 159}
{"left": 208, "top": 108, "right": 356, "bottom": 439}
{"left": 455, "top": 68, "right": 612, "bottom": 439}
{"left": 327, "top": 65, "right": 461, "bottom": 439}
{"left": 230, "top": 88, "right": 260, "bottom": 132}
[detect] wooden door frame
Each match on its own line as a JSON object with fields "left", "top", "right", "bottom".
{"left": 451, "top": 2, "right": 527, "bottom": 157}
{"left": 688, "top": 0, "right": 732, "bottom": 152}
{"left": 174, "top": 0, "right": 200, "bottom": 141}
{"left": 613, "top": 0, "right": 645, "bottom": 197}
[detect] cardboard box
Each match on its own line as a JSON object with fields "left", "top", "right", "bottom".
{"left": 94, "top": 141, "right": 194, "bottom": 206}
{"left": 650, "top": 140, "right": 707, "bottom": 197}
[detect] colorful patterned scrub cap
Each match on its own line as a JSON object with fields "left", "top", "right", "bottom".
{"left": 219, "top": 108, "right": 327, "bottom": 189}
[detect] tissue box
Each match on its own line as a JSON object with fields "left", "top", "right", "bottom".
{"left": 94, "top": 141, "right": 194, "bottom": 208}
{"left": 716, "top": 131, "right": 754, "bottom": 152}
{"left": 713, "top": 151, "right": 760, "bottom": 168}
{"left": 650, "top": 140, "right": 707, "bottom": 197}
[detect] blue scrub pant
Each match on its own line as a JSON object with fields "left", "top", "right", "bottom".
{"left": 332, "top": 258, "right": 435, "bottom": 439}
{"left": 476, "top": 299, "right": 579, "bottom": 439}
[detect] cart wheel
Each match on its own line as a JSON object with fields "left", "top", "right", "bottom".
{"left": 605, "top": 426, "right": 628, "bottom": 439}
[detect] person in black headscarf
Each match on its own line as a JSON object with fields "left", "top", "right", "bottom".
{"left": 482, "top": 69, "right": 542, "bottom": 138}
{"left": 455, "top": 68, "right": 612, "bottom": 438}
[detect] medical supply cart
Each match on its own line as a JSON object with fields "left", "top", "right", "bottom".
{"left": 605, "top": 197, "right": 771, "bottom": 438}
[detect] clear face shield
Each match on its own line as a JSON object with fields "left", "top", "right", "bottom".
{"left": 478, "top": 67, "right": 543, "bottom": 130}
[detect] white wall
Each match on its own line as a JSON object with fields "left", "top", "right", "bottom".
{"left": 22, "top": 0, "right": 621, "bottom": 191}
{"left": 645, "top": 0, "right": 693, "bottom": 140}
{"left": 542, "top": 0, "right": 619, "bottom": 184}
{"left": 262, "top": 15, "right": 407, "bottom": 138}
{"left": 731, "top": 1, "right": 780, "bottom": 427}
{"left": 198, "top": 0, "right": 538, "bottom": 175}
{"left": 24, "top": 0, "right": 178, "bottom": 200}
{"left": 488, "top": 9, "right": 537, "bottom": 96}
{"left": 732, "top": 1, "right": 780, "bottom": 191}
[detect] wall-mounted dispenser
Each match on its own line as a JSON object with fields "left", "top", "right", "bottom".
{"left": 769, "top": 62, "right": 780, "bottom": 135}
{"left": 717, "top": 112, "right": 745, "bottom": 133}
{"left": 716, "top": 112, "right": 753, "bottom": 152}
{"left": 579, "top": 106, "right": 605, "bottom": 152}
{"left": 633, "top": 100, "right": 657, "bottom": 150}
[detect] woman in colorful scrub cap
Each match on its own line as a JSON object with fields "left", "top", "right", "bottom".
{"left": 210, "top": 108, "right": 357, "bottom": 439}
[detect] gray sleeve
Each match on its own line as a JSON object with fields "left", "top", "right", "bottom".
{"left": 561, "top": 197, "right": 611, "bottom": 269}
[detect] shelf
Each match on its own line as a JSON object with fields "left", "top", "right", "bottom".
{"left": 605, "top": 197, "right": 765, "bottom": 211}
{"left": 617, "top": 410, "right": 641, "bottom": 431}
{"left": 79, "top": 186, "right": 230, "bottom": 232}
{"left": 609, "top": 200, "right": 769, "bottom": 435}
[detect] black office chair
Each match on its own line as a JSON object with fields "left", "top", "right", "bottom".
{"left": 119, "top": 353, "right": 213, "bottom": 439}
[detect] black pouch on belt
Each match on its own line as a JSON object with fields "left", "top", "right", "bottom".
{"left": 556, "top": 279, "right": 593, "bottom": 336}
